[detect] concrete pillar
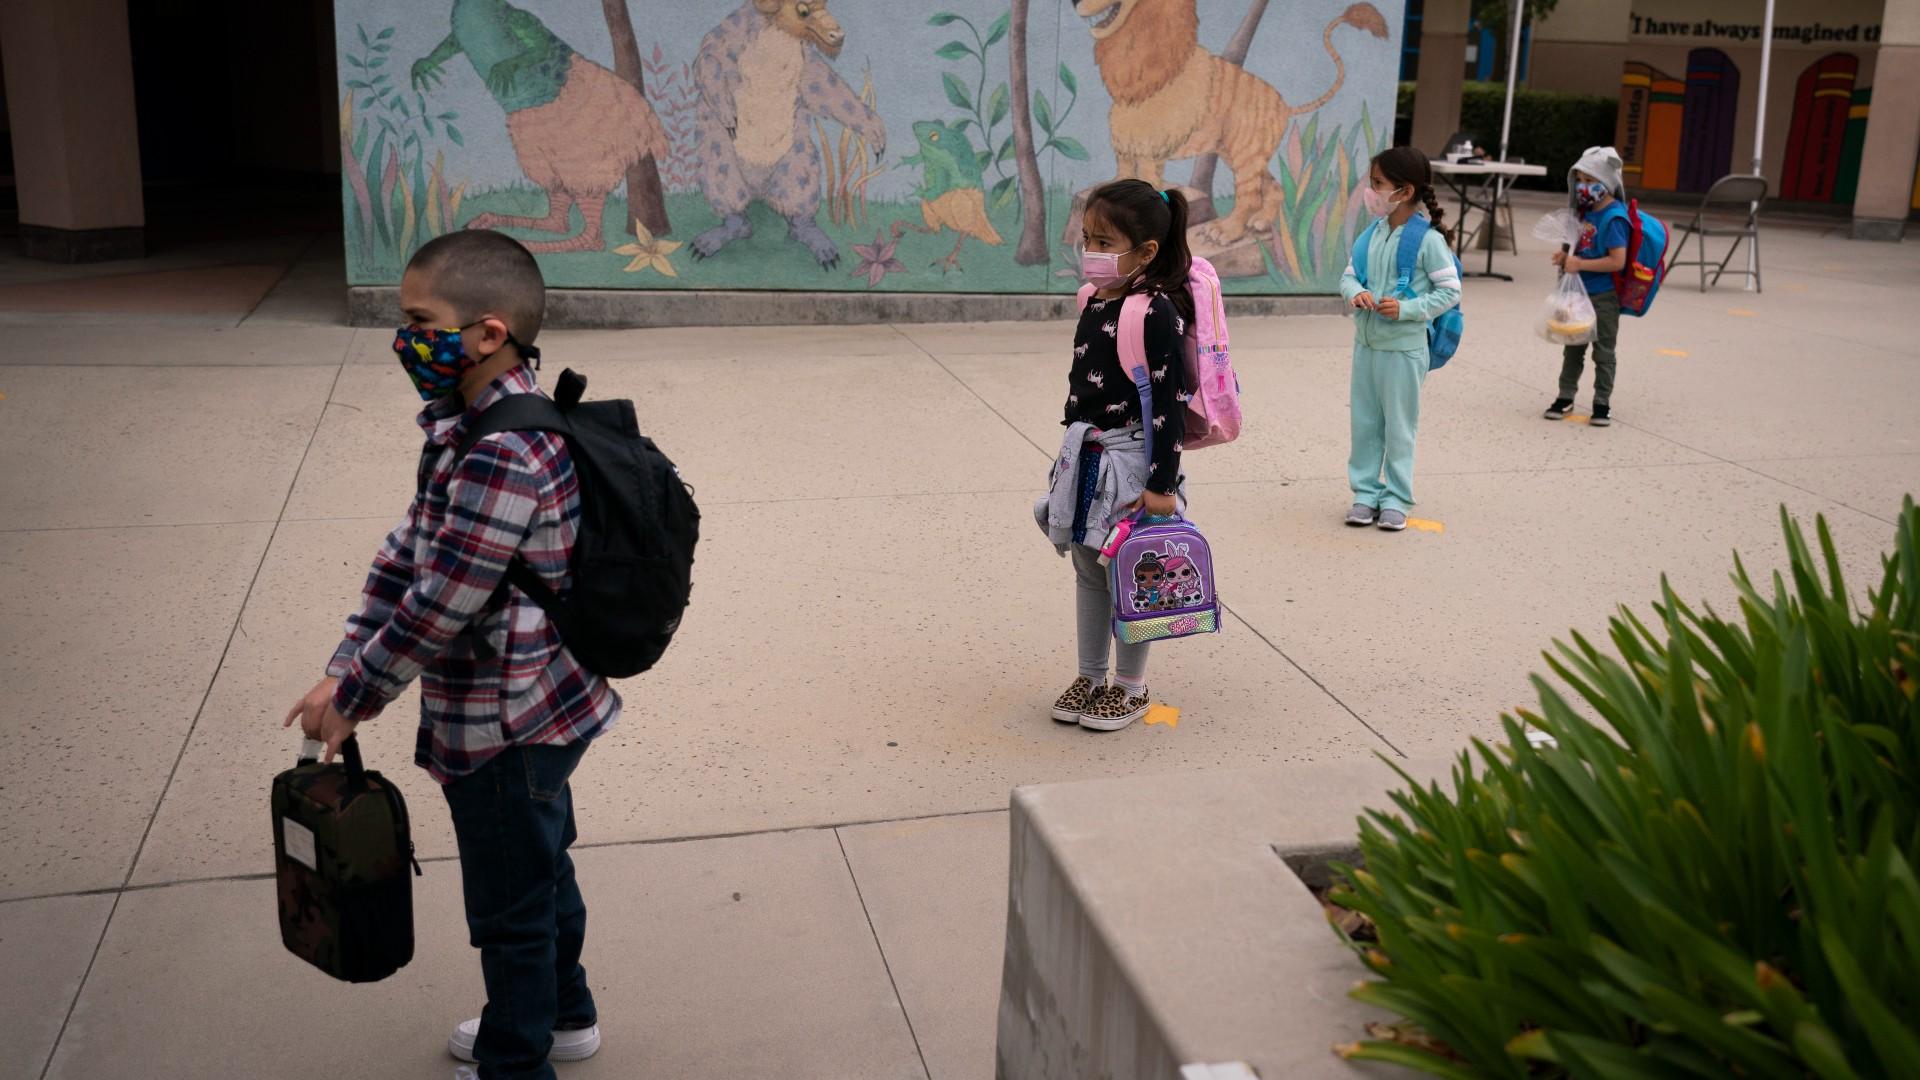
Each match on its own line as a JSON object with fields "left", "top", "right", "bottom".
{"left": 1529, "top": 0, "right": 1632, "bottom": 99}
{"left": 1852, "top": 0, "right": 1920, "bottom": 240}
{"left": 0, "top": 0, "right": 145, "bottom": 262}
{"left": 1410, "top": 0, "right": 1471, "bottom": 155}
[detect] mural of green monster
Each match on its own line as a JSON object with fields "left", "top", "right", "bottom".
{"left": 893, "top": 120, "right": 1004, "bottom": 273}
{"left": 410, "top": 0, "right": 668, "bottom": 253}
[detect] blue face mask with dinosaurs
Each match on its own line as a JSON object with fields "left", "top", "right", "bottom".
{"left": 391, "top": 321, "right": 540, "bottom": 402}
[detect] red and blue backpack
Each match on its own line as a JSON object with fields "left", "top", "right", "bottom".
{"left": 1614, "top": 198, "right": 1669, "bottom": 317}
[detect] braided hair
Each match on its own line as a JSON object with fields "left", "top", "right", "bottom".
{"left": 1372, "top": 146, "right": 1453, "bottom": 245}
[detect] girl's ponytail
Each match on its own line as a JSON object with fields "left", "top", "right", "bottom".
{"left": 1419, "top": 186, "right": 1453, "bottom": 245}
{"left": 1085, "top": 179, "right": 1195, "bottom": 324}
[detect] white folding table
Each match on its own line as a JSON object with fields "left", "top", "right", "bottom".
{"left": 1430, "top": 159, "right": 1550, "bottom": 281}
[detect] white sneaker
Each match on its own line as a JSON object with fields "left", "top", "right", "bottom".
{"left": 449, "top": 1017, "right": 602, "bottom": 1063}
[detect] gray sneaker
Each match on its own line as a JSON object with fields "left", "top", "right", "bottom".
{"left": 1345, "top": 503, "right": 1378, "bottom": 527}
{"left": 1377, "top": 509, "right": 1408, "bottom": 531}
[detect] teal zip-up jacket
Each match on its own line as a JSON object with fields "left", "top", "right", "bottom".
{"left": 1338, "top": 216, "right": 1463, "bottom": 351}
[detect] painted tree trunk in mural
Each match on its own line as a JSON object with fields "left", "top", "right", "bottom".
{"left": 1007, "top": 0, "right": 1049, "bottom": 266}
{"left": 1783, "top": 53, "right": 1859, "bottom": 202}
{"left": 1677, "top": 48, "right": 1737, "bottom": 194}
{"left": 602, "top": 0, "right": 671, "bottom": 236}
{"left": 1188, "top": 0, "right": 1271, "bottom": 202}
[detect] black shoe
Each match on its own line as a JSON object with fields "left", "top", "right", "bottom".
{"left": 1544, "top": 398, "right": 1575, "bottom": 420}
{"left": 1590, "top": 404, "right": 1612, "bottom": 427}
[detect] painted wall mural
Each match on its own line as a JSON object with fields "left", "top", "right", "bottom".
{"left": 1615, "top": 45, "right": 1875, "bottom": 202}
{"left": 334, "top": 0, "right": 1404, "bottom": 294}
{"left": 1781, "top": 53, "right": 1863, "bottom": 202}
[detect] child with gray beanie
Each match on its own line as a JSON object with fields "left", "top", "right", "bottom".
{"left": 1544, "top": 146, "right": 1630, "bottom": 427}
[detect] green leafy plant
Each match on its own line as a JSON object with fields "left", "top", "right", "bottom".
{"left": 342, "top": 23, "right": 465, "bottom": 273}
{"left": 929, "top": 11, "right": 1012, "bottom": 195}
{"left": 1329, "top": 498, "right": 1920, "bottom": 1078}
{"left": 1032, "top": 62, "right": 1090, "bottom": 176}
{"left": 1260, "top": 103, "right": 1382, "bottom": 288}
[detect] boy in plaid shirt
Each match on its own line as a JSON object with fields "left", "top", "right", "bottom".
{"left": 285, "top": 230, "right": 616, "bottom": 1079}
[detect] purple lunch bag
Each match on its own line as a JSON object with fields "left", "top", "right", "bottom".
{"left": 1106, "top": 515, "right": 1221, "bottom": 645}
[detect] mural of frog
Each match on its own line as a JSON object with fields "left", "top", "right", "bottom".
{"left": 891, "top": 119, "right": 1004, "bottom": 273}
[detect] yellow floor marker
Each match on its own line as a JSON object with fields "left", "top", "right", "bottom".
{"left": 1405, "top": 518, "right": 1445, "bottom": 534}
{"left": 1563, "top": 413, "right": 1593, "bottom": 425}
{"left": 1728, "top": 308, "right": 1756, "bottom": 317}
{"left": 1657, "top": 348, "right": 1688, "bottom": 357}
{"left": 1144, "top": 704, "right": 1180, "bottom": 729}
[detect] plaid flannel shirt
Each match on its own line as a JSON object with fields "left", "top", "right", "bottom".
{"left": 327, "top": 365, "right": 620, "bottom": 783}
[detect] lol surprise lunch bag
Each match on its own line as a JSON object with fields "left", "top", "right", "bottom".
{"left": 1101, "top": 514, "right": 1221, "bottom": 645}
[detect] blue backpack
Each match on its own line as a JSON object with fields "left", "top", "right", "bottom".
{"left": 1352, "top": 216, "right": 1464, "bottom": 369}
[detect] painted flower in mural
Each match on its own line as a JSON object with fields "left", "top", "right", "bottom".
{"left": 614, "top": 221, "right": 682, "bottom": 278}
{"left": 850, "top": 231, "right": 906, "bottom": 289}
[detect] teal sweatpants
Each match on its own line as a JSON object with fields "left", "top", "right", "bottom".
{"left": 1348, "top": 344, "right": 1429, "bottom": 513}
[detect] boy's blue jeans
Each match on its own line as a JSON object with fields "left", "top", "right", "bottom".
{"left": 443, "top": 741, "right": 596, "bottom": 1080}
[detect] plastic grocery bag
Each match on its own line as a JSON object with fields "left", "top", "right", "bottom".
{"left": 1537, "top": 272, "right": 1595, "bottom": 346}
{"left": 1533, "top": 208, "right": 1581, "bottom": 249}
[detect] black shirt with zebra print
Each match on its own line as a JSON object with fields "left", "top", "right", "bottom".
{"left": 1062, "top": 291, "right": 1188, "bottom": 494}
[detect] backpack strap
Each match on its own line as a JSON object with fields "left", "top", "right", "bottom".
{"left": 447, "top": 393, "right": 574, "bottom": 623}
{"left": 1351, "top": 220, "right": 1380, "bottom": 288}
{"left": 1392, "top": 216, "right": 1431, "bottom": 297}
{"left": 1116, "top": 293, "right": 1156, "bottom": 468}
{"left": 1075, "top": 282, "right": 1096, "bottom": 312}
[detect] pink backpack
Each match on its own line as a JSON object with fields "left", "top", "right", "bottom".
{"left": 1075, "top": 257, "right": 1243, "bottom": 457}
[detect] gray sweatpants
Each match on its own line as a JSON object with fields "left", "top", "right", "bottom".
{"left": 1073, "top": 546, "right": 1149, "bottom": 686}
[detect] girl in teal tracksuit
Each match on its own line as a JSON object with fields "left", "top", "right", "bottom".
{"left": 1339, "top": 147, "right": 1463, "bottom": 532}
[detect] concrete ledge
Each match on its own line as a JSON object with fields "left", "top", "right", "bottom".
{"left": 1850, "top": 217, "right": 1907, "bottom": 242}
{"left": 996, "top": 757, "right": 1452, "bottom": 1080}
{"left": 18, "top": 224, "right": 145, "bottom": 264}
{"left": 347, "top": 287, "right": 1346, "bottom": 329}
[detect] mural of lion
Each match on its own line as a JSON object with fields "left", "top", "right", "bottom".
{"left": 1077, "top": 0, "right": 1389, "bottom": 245}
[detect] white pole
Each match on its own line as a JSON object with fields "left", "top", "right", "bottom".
{"left": 1495, "top": 0, "right": 1524, "bottom": 252}
{"left": 1497, "top": 0, "right": 1524, "bottom": 163}
{"left": 1748, "top": 0, "right": 1774, "bottom": 290}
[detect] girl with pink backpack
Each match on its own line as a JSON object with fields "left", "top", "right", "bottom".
{"left": 1032, "top": 179, "right": 1242, "bottom": 732}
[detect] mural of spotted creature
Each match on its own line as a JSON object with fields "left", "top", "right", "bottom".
{"left": 691, "top": 0, "right": 887, "bottom": 269}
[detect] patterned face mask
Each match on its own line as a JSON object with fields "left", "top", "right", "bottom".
{"left": 391, "top": 321, "right": 540, "bottom": 401}
{"left": 1575, "top": 181, "right": 1610, "bottom": 209}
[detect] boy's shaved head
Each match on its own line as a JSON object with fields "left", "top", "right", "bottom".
{"left": 405, "top": 230, "right": 546, "bottom": 343}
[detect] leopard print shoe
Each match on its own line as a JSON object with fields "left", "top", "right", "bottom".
{"left": 1051, "top": 676, "right": 1100, "bottom": 723}
{"left": 1080, "top": 684, "right": 1150, "bottom": 732}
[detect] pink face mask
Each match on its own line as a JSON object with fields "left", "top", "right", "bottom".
{"left": 1081, "top": 246, "right": 1141, "bottom": 289}
{"left": 1361, "top": 185, "right": 1404, "bottom": 219}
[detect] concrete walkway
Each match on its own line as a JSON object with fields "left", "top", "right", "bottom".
{"left": 2, "top": 193, "right": 1916, "bottom": 1079}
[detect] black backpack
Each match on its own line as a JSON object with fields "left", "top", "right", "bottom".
{"left": 455, "top": 368, "right": 698, "bottom": 678}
